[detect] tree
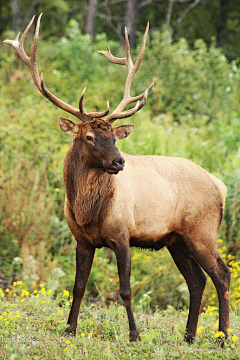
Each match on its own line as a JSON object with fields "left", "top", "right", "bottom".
{"left": 85, "top": 0, "right": 98, "bottom": 38}
{"left": 125, "top": 0, "right": 138, "bottom": 48}
{"left": 11, "top": 0, "right": 22, "bottom": 31}
{"left": 216, "top": 0, "right": 230, "bottom": 47}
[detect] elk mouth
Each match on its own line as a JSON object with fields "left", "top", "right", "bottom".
{"left": 104, "top": 164, "right": 124, "bottom": 175}
{"left": 104, "top": 157, "right": 125, "bottom": 174}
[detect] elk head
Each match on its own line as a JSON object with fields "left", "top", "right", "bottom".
{"left": 4, "top": 14, "right": 155, "bottom": 175}
{"left": 59, "top": 117, "right": 134, "bottom": 174}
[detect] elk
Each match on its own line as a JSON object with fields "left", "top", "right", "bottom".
{"left": 4, "top": 14, "right": 231, "bottom": 344}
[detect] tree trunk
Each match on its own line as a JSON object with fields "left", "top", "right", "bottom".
{"left": 11, "top": 0, "right": 22, "bottom": 32}
{"left": 126, "top": 0, "right": 138, "bottom": 49}
{"left": 85, "top": 0, "right": 98, "bottom": 38}
{"left": 217, "top": 0, "right": 230, "bottom": 47}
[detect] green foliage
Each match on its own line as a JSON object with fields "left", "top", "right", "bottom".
{"left": 1, "top": 21, "right": 240, "bottom": 310}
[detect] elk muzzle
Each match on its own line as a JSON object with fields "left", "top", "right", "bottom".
{"left": 104, "top": 155, "right": 125, "bottom": 174}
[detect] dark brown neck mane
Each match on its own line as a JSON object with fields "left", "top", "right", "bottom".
{"left": 63, "top": 144, "right": 115, "bottom": 226}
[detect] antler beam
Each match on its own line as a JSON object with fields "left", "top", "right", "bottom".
{"left": 98, "top": 22, "right": 155, "bottom": 124}
{"left": 4, "top": 14, "right": 109, "bottom": 123}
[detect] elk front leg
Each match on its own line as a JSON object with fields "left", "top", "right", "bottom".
{"left": 115, "top": 243, "right": 140, "bottom": 342}
{"left": 66, "top": 243, "right": 95, "bottom": 335}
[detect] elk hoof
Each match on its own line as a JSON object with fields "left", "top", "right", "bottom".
{"left": 130, "top": 331, "right": 141, "bottom": 343}
{"left": 184, "top": 333, "right": 195, "bottom": 344}
{"left": 65, "top": 325, "right": 76, "bottom": 336}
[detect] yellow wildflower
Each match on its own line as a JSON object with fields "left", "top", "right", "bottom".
{"left": 63, "top": 290, "right": 69, "bottom": 297}
{"left": 232, "top": 335, "right": 238, "bottom": 342}
{"left": 215, "top": 331, "right": 224, "bottom": 338}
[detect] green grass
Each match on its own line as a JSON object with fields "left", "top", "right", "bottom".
{"left": 0, "top": 284, "right": 239, "bottom": 359}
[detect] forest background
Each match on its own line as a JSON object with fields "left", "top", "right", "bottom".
{"left": 1, "top": 0, "right": 240, "bottom": 311}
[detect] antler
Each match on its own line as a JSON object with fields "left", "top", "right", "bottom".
{"left": 98, "top": 22, "right": 155, "bottom": 124}
{"left": 3, "top": 14, "right": 109, "bottom": 123}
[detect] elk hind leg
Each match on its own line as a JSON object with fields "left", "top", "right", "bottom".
{"left": 167, "top": 235, "right": 207, "bottom": 343}
{"left": 186, "top": 232, "right": 231, "bottom": 338}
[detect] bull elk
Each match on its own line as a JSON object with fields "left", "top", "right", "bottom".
{"left": 4, "top": 14, "right": 231, "bottom": 343}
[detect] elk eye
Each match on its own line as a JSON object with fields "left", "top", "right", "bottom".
{"left": 86, "top": 135, "right": 93, "bottom": 141}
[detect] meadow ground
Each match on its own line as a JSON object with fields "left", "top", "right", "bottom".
{"left": 0, "top": 283, "right": 239, "bottom": 360}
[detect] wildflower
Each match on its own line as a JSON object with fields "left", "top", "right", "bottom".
{"left": 209, "top": 312, "right": 213, "bottom": 317}
{"left": 65, "top": 340, "right": 71, "bottom": 344}
{"left": 215, "top": 331, "right": 225, "bottom": 338}
{"left": 88, "top": 333, "right": 93, "bottom": 338}
{"left": 231, "top": 344, "right": 235, "bottom": 348}
{"left": 13, "top": 282, "right": 17, "bottom": 286}
{"left": 36, "top": 294, "right": 39, "bottom": 299}
{"left": 63, "top": 290, "right": 69, "bottom": 297}
{"left": 232, "top": 335, "right": 238, "bottom": 342}
{"left": 47, "top": 289, "right": 52, "bottom": 295}
{"left": 66, "top": 302, "right": 70, "bottom": 306}
{"left": 6, "top": 288, "right": 9, "bottom": 293}
{"left": 16, "top": 312, "right": 20, "bottom": 318}
{"left": 40, "top": 283, "right": 44, "bottom": 288}
{"left": 197, "top": 326, "right": 203, "bottom": 334}
{"left": 40, "top": 288, "right": 45, "bottom": 294}
{"left": 34, "top": 290, "right": 37, "bottom": 294}
{"left": 17, "top": 281, "right": 22, "bottom": 285}
{"left": 227, "top": 328, "right": 233, "bottom": 333}
{"left": 3, "top": 312, "right": 7, "bottom": 317}
{"left": 0, "top": 315, "right": 2, "bottom": 320}
{"left": 81, "top": 333, "right": 85, "bottom": 337}
{"left": 21, "top": 299, "right": 25, "bottom": 303}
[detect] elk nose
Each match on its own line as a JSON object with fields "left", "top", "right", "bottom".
{"left": 112, "top": 157, "right": 125, "bottom": 170}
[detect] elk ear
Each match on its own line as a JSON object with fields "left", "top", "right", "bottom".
{"left": 59, "top": 117, "right": 79, "bottom": 135}
{"left": 112, "top": 125, "right": 135, "bottom": 140}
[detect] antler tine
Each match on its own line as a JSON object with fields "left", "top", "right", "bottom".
{"left": 106, "top": 79, "right": 155, "bottom": 124}
{"left": 4, "top": 14, "right": 109, "bottom": 123}
{"left": 78, "top": 87, "right": 110, "bottom": 122}
{"left": 98, "top": 22, "right": 154, "bottom": 124}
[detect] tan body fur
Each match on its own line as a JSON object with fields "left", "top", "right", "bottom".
{"left": 65, "top": 152, "right": 226, "bottom": 249}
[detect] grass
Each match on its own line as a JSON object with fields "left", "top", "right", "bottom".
{"left": 0, "top": 283, "right": 239, "bottom": 359}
